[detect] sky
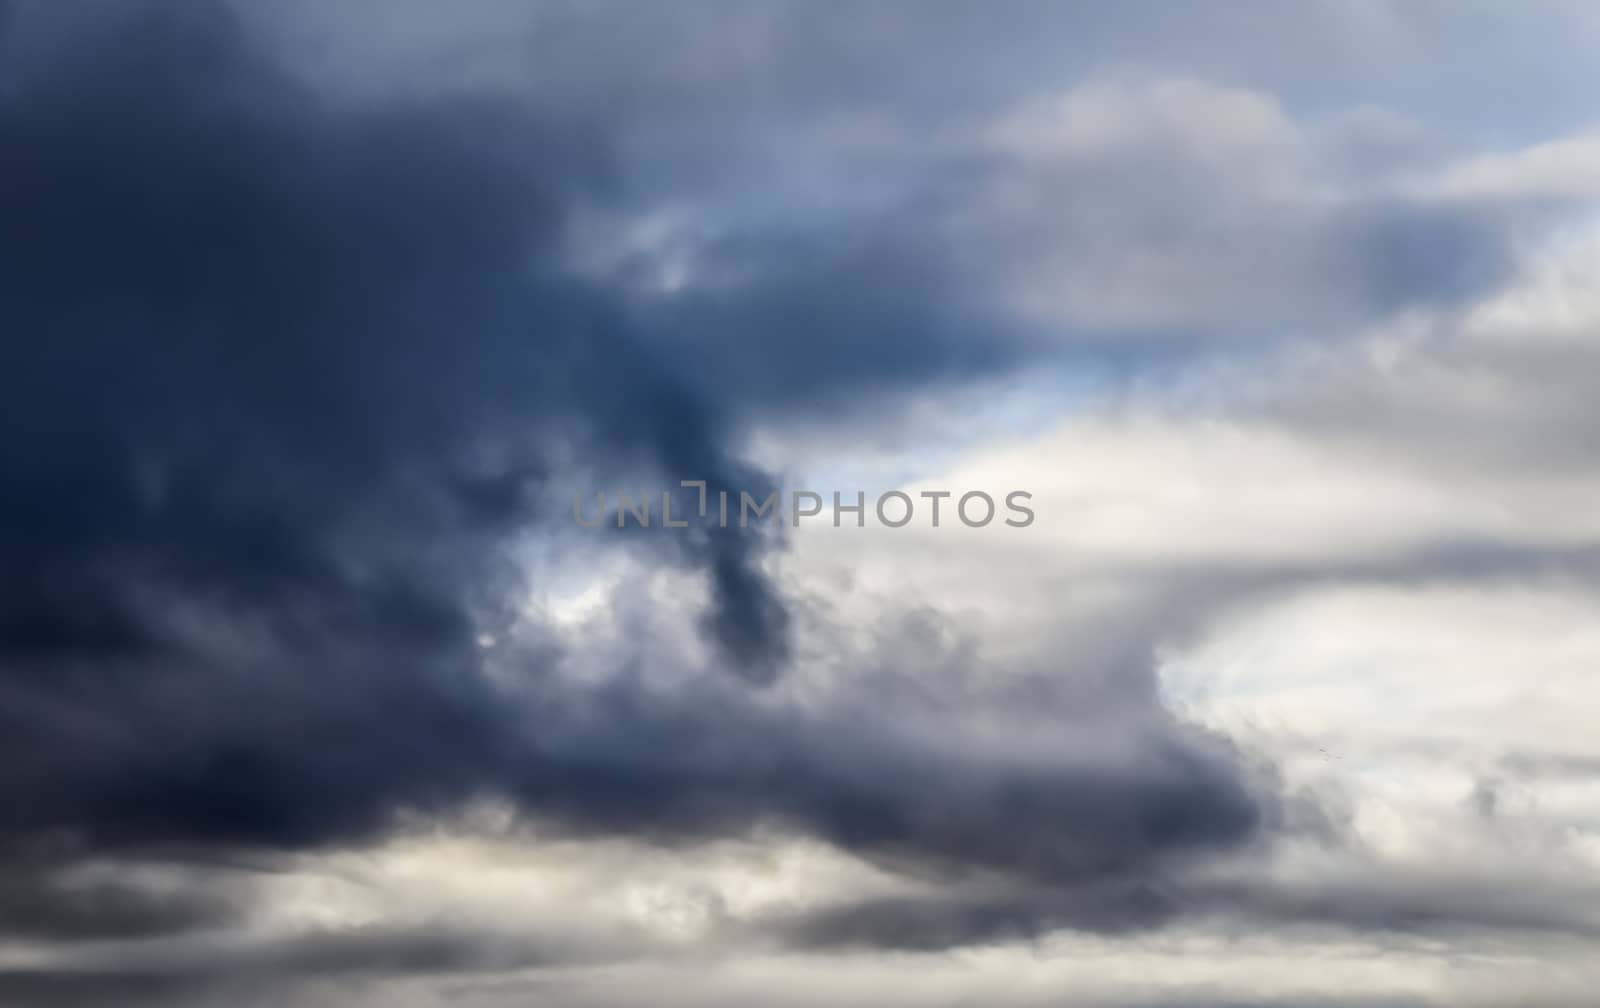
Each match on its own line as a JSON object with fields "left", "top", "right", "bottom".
{"left": 3, "top": 2, "right": 1600, "bottom": 1006}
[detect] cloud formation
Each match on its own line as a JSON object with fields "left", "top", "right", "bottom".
{"left": 0, "top": 0, "right": 1265, "bottom": 918}
{"left": 6, "top": 2, "right": 1600, "bottom": 1007}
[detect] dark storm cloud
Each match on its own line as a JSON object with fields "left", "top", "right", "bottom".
{"left": 0, "top": 0, "right": 798, "bottom": 856}
{"left": 0, "top": 0, "right": 755, "bottom": 864}
{"left": 0, "top": 0, "right": 1267, "bottom": 886}
{"left": 498, "top": 662, "right": 1265, "bottom": 882}
{"left": 0, "top": 0, "right": 787, "bottom": 675}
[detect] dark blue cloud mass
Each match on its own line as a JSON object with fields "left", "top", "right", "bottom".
{"left": 0, "top": 0, "right": 1260, "bottom": 878}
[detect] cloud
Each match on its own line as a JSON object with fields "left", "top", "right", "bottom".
{"left": 8, "top": 1, "right": 1600, "bottom": 1006}
{"left": 0, "top": 0, "right": 1265, "bottom": 890}
{"left": 0, "top": 0, "right": 797, "bottom": 677}
{"left": 0, "top": 921, "right": 610, "bottom": 1008}
{"left": 0, "top": 869, "right": 235, "bottom": 943}
{"left": 955, "top": 75, "right": 1521, "bottom": 337}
